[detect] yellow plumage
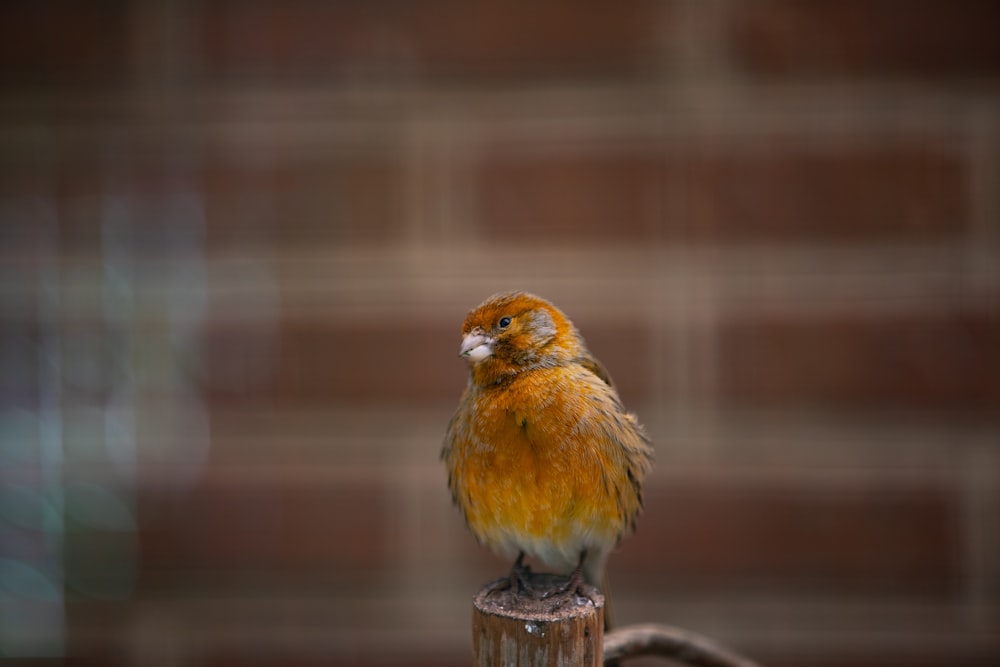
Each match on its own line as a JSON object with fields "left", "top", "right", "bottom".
{"left": 442, "top": 291, "right": 653, "bottom": 590}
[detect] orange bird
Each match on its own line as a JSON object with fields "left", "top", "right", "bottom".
{"left": 442, "top": 291, "right": 653, "bottom": 609}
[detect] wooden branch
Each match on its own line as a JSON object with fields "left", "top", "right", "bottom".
{"left": 471, "top": 571, "right": 762, "bottom": 667}
{"left": 603, "top": 623, "right": 763, "bottom": 667}
{"left": 473, "top": 572, "right": 604, "bottom": 667}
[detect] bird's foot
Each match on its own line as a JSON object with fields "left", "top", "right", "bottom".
{"left": 485, "top": 552, "right": 536, "bottom": 598}
{"left": 541, "top": 553, "right": 599, "bottom": 607}
{"left": 541, "top": 568, "right": 587, "bottom": 602}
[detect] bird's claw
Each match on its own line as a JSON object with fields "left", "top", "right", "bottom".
{"left": 486, "top": 553, "right": 538, "bottom": 598}
{"left": 540, "top": 568, "right": 592, "bottom": 605}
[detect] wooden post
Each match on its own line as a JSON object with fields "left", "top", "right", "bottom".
{"left": 472, "top": 572, "right": 604, "bottom": 667}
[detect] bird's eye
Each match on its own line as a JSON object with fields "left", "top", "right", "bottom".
{"left": 498, "top": 316, "right": 512, "bottom": 329}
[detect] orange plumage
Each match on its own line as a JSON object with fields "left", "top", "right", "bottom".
{"left": 442, "top": 291, "right": 653, "bottom": 601}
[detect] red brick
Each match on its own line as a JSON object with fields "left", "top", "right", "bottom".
{"left": 204, "top": 317, "right": 655, "bottom": 409}
{"left": 575, "top": 319, "right": 657, "bottom": 408}
{"left": 203, "top": 319, "right": 466, "bottom": 408}
{"left": 52, "top": 162, "right": 212, "bottom": 257}
{"left": 201, "top": 158, "right": 403, "bottom": 252}
{"left": 0, "top": 2, "right": 131, "bottom": 87}
{"left": 139, "top": 472, "right": 387, "bottom": 573}
{"left": 198, "top": 0, "right": 668, "bottom": 81}
{"left": 670, "top": 142, "right": 968, "bottom": 242}
{"left": 474, "top": 150, "right": 665, "bottom": 243}
{"left": 0, "top": 153, "right": 403, "bottom": 260}
{"left": 730, "top": 0, "right": 1000, "bottom": 79}
{"left": 0, "top": 161, "right": 151, "bottom": 259}
{"left": 716, "top": 307, "right": 1000, "bottom": 413}
{"left": 613, "top": 479, "right": 962, "bottom": 596}
{"left": 473, "top": 140, "right": 966, "bottom": 245}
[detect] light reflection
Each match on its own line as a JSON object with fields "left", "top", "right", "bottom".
{"left": 0, "top": 558, "right": 65, "bottom": 657}
{"left": 0, "top": 559, "right": 62, "bottom": 601}
{"left": 1, "top": 173, "right": 216, "bottom": 655}
{"left": 0, "top": 409, "right": 37, "bottom": 464}
{"left": 63, "top": 481, "right": 135, "bottom": 532}
{"left": 0, "top": 485, "right": 61, "bottom": 532}
{"left": 0, "top": 198, "right": 67, "bottom": 658}
{"left": 104, "top": 391, "right": 137, "bottom": 483}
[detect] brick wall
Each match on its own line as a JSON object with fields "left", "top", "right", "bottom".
{"left": 1, "top": 2, "right": 998, "bottom": 666}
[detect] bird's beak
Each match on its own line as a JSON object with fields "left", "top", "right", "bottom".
{"left": 459, "top": 332, "right": 493, "bottom": 362}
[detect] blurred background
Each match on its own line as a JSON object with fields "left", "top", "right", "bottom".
{"left": 1, "top": 1, "right": 999, "bottom": 666}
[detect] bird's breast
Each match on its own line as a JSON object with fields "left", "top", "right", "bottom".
{"left": 453, "top": 368, "right": 625, "bottom": 549}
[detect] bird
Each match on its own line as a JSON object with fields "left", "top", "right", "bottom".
{"left": 442, "top": 291, "right": 653, "bottom": 622}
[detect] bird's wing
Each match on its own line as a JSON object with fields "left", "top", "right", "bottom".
{"left": 575, "top": 351, "right": 615, "bottom": 388}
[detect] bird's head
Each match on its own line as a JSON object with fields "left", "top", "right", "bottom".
{"left": 458, "top": 291, "right": 582, "bottom": 385}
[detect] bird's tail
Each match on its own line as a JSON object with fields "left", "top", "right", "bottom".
{"left": 583, "top": 552, "right": 614, "bottom": 632}
{"left": 600, "top": 569, "right": 615, "bottom": 632}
